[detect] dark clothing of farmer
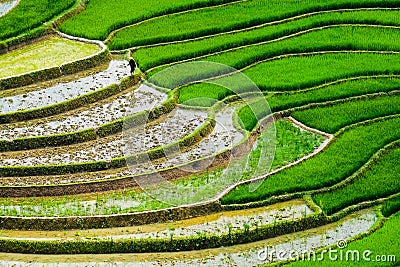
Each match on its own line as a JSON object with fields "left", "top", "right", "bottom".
{"left": 129, "top": 58, "right": 137, "bottom": 74}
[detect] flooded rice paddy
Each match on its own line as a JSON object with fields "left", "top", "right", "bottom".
{"left": 0, "top": 209, "right": 378, "bottom": 266}
{"left": 0, "top": 200, "right": 312, "bottom": 240}
{"left": 0, "top": 119, "right": 324, "bottom": 216}
{"left": 0, "top": 36, "right": 101, "bottom": 79}
{"left": 122, "top": 105, "right": 244, "bottom": 177}
{"left": 0, "top": 106, "right": 242, "bottom": 184}
{"left": 0, "top": 0, "right": 17, "bottom": 17}
{"left": 0, "top": 107, "right": 206, "bottom": 166}
{"left": 0, "top": 84, "right": 167, "bottom": 139}
{"left": 0, "top": 60, "right": 129, "bottom": 114}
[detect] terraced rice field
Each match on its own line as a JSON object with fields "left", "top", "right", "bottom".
{"left": 0, "top": 36, "right": 101, "bottom": 78}
{"left": 0, "top": 0, "right": 399, "bottom": 266}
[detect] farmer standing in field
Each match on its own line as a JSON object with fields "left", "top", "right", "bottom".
{"left": 128, "top": 57, "right": 137, "bottom": 74}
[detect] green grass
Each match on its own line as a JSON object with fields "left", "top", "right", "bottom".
{"left": 287, "top": 211, "right": 400, "bottom": 266}
{"left": 180, "top": 73, "right": 400, "bottom": 107}
{"left": 202, "top": 26, "right": 400, "bottom": 71}
{"left": 0, "top": 119, "right": 323, "bottom": 216}
{"left": 221, "top": 116, "right": 400, "bottom": 205}
{"left": 291, "top": 94, "right": 400, "bottom": 134}
{"left": 243, "top": 52, "right": 400, "bottom": 91}
{"left": 268, "top": 119, "right": 325, "bottom": 169}
{"left": 176, "top": 51, "right": 400, "bottom": 108}
{"left": 179, "top": 83, "right": 234, "bottom": 106}
{"left": 59, "top": 0, "right": 234, "bottom": 40}
{"left": 0, "top": 36, "right": 101, "bottom": 78}
{"left": 265, "top": 78, "right": 400, "bottom": 112}
{"left": 152, "top": 52, "right": 400, "bottom": 92}
{"left": 239, "top": 77, "right": 400, "bottom": 131}
{"left": 108, "top": 0, "right": 400, "bottom": 49}
{"left": 135, "top": 10, "right": 400, "bottom": 70}
{"left": 177, "top": 68, "right": 266, "bottom": 105}
{"left": 382, "top": 196, "right": 400, "bottom": 217}
{"left": 0, "top": 0, "right": 75, "bottom": 41}
{"left": 181, "top": 77, "right": 400, "bottom": 130}
{"left": 313, "top": 147, "right": 400, "bottom": 215}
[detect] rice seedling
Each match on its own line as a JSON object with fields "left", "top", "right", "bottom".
{"left": 240, "top": 77, "right": 400, "bottom": 131}
{"left": 286, "top": 211, "right": 400, "bottom": 266}
{"left": 178, "top": 52, "right": 400, "bottom": 108}
{"left": 382, "top": 195, "right": 400, "bottom": 217}
{"left": 108, "top": 0, "right": 400, "bottom": 49}
{"left": 59, "top": 0, "right": 234, "bottom": 40}
{"left": 292, "top": 94, "right": 400, "bottom": 134}
{"left": 0, "top": 0, "right": 75, "bottom": 41}
{"left": 134, "top": 10, "right": 400, "bottom": 70}
{"left": 221, "top": 116, "right": 400, "bottom": 204}
{"left": 0, "top": 119, "right": 323, "bottom": 216}
{"left": 313, "top": 147, "right": 400, "bottom": 215}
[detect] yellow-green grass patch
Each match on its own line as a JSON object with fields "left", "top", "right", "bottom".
{"left": 0, "top": 36, "right": 100, "bottom": 79}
